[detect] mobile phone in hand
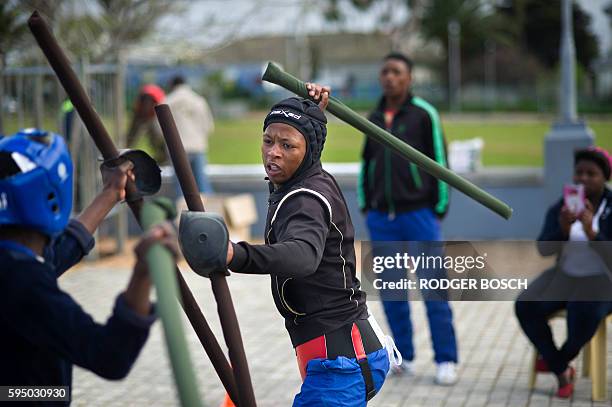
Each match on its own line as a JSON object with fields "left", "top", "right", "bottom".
{"left": 563, "top": 184, "right": 586, "bottom": 215}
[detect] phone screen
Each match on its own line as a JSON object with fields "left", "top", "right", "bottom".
{"left": 563, "top": 184, "right": 585, "bottom": 215}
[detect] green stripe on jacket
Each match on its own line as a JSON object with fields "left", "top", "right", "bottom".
{"left": 357, "top": 160, "right": 366, "bottom": 210}
{"left": 411, "top": 97, "right": 449, "bottom": 214}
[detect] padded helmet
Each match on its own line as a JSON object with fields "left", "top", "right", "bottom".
{"left": 0, "top": 129, "right": 73, "bottom": 236}
{"left": 263, "top": 97, "right": 327, "bottom": 182}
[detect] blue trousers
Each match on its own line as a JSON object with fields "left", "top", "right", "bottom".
{"left": 176, "top": 152, "right": 213, "bottom": 196}
{"left": 366, "top": 209, "right": 458, "bottom": 363}
{"left": 516, "top": 299, "right": 612, "bottom": 375}
{"left": 293, "top": 348, "right": 389, "bottom": 406}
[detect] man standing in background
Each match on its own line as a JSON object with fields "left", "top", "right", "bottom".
{"left": 359, "top": 52, "right": 458, "bottom": 385}
{"left": 125, "top": 84, "right": 167, "bottom": 164}
{"left": 166, "top": 75, "right": 215, "bottom": 194}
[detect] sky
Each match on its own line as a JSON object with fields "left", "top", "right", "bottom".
{"left": 578, "top": 0, "right": 611, "bottom": 54}
{"left": 136, "top": 0, "right": 405, "bottom": 60}
{"left": 154, "top": 0, "right": 408, "bottom": 40}
{"left": 137, "top": 0, "right": 611, "bottom": 60}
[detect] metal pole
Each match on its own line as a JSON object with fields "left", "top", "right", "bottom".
{"left": 55, "top": 74, "right": 63, "bottom": 133}
{"left": 484, "top": 40, "right": 496, "bottom": 109}
{"left": 17, "top": 73, "right": 24, "bottom": 129}
{"left": 80, "top": 56, "right": 99, "bottom": 260}
{"left": 34, "top": 70, "right": 43, "bottom": 128}
{"left": 543, "top": 0, "right": 593, "bottom": 204}
{"left": 559, "top": 0, "right": 577, "bottom": 124}
{"left": 0, "top": 59, "right": 5, "bottom": 135}
{"left": 295, "top": 2, "right": 311, "bottom": 80}
{"left": 448, "top": 20, "right": 461, "bottom": 112}
{"left": 114, "top": 52, "right": 127, "bottom": 253}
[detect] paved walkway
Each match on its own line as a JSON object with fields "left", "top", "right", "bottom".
{"left": 61, "top": 259, "right": 612, "bottom": 407}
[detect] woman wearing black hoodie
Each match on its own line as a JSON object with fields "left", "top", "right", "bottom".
{"left": 181, "top": 84, "right": 398, "bottom": 406}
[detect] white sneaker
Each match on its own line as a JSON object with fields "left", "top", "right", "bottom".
{"left": 390, "top": 360, "right": 415, "bottom": 376}
{"left": 435, "top": 362, "right": 457, "bottom": 385}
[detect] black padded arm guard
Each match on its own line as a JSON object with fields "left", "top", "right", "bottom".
{"left": 178, "top": 211, "right": 229, "bottom": 278}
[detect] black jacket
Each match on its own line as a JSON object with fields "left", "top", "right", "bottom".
{"left": 537, "top": 187, "right": 612, "bottom": 258}
{"left": 0, "top": 220, "right": 155, "bottom": 405}
{"left": 229, "top": 162, "right": 368, "bottom": 347}
{"left": 359, "top": 94, "right": 450, "bottom": 217}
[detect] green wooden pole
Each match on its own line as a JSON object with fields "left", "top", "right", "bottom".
{"left": 140, "top": 198, "right": 205, "bottom": 407}
{"left": 262, "top": 62, "right": 513, "bottom": 220}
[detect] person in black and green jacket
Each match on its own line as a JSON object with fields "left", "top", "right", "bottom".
{"left": 358, "top": 52, "right": 458, "bottom": 385}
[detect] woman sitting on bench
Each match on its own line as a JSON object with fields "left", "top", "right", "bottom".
{"left": 515, "top": 147, "right": 612, "bottom": 399}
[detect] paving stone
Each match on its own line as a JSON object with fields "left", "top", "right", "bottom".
{"left": 57, "top": 262, "right": 612, "bottom": 406}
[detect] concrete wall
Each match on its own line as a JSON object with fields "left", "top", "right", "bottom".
{"left": 155, "top": 164, "right": 549, "bottom": 241}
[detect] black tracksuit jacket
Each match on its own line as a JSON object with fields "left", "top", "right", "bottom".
{"left": 229, "top": 162, "right": 368, "bottom": 347}
{"left": 358, "top": 94, "right": 450, "bottom": 217}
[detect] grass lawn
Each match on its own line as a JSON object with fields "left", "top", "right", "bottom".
{"left": 208, "top": 117, "right": 612, "bottom": 167}
{"left": 4, "top": 114, "right": 610, "bottom": 167}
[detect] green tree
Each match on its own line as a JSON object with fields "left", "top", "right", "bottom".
{"left": 0, "top": 0, "right": 178, "bottom": 134}
{"left": 0, "top": 1, "right": 29, "bottom": 134}
{"left": 496, "top": 0, "right": 599, "bottom": 72}
{"left": 323, "top": 0, "right": 422, "bottom": 53}
{"left": 94, "top": 0, "right": 176, "bottom": 61}
{"left": 0, "top": 1, "right": 59, "bottom": 134}
{"left": 13, "top": 0, "right": 177, "bottom": 63}
{"left": 323, "top": 0, "right": 510, "bottom": 86}
{"left": 324, "top": 0, "right": 508, "bottom": 55}
{"left": 419, "top": 0, "right": 505, "bottom": 58}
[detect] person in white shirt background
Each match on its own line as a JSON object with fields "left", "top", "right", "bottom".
{"left": 165, "top": 75, "right": 215, "bottom": 194}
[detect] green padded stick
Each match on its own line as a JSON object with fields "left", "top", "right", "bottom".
{"left": 262, "top": 62, "right": 513, "bottom": 220}
{"left": 140, "top": 198, "right": 204, "bottom": 407}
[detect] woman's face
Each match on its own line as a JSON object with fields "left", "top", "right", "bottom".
{"left": 261, "top": 123, "right": 306, "bottom": 185}
{"left": 573, "top": 159, "right": 606, "bottom": 198}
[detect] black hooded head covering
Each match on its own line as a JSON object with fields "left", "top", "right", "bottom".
{"left": 263, "top": 97, "right": 327, "bottom": 184}
{"left": 574, "top": 147, "right": 611, "bottom": 181}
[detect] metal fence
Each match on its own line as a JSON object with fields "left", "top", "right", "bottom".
{"left": 1, "top": 61, "right": 128, "bottom": 257}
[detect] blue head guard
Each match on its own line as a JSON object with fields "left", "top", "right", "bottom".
{"left": 0, "top": 129, "right": 73, "bottom": 236}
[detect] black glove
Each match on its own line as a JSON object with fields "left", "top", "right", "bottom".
{"left": 178, "top": 211, "right": 229, "bottom": 278}
{"left": 100, "top": 149, "right": 161, "bottom": 198}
